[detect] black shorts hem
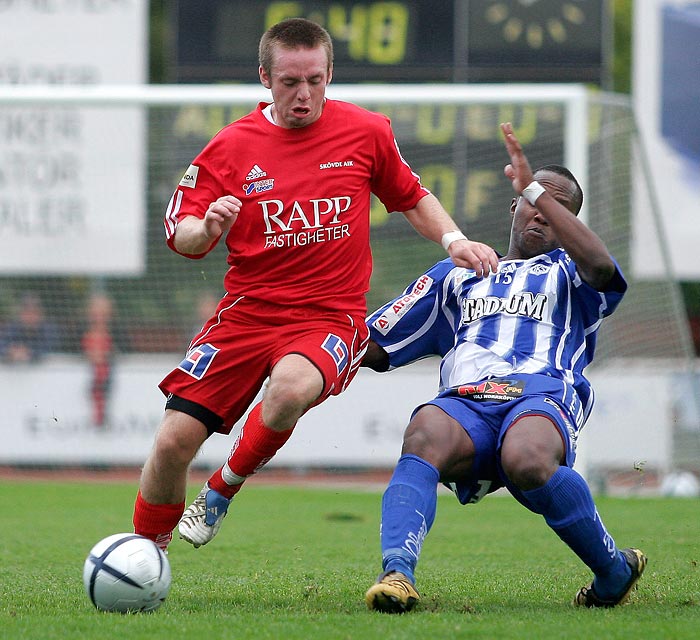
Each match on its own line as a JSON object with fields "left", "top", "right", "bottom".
{"left": 165, "top": 394, "right": 224, "bottom": 436}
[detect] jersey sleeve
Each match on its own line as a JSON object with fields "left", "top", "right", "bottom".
{"left": 366, "top": 259, "right": 460, "bottom": 368}
{"left": 560, "top": 251, "right": 628, "bottom": 319}
{"left": 163, "top": 134, "right": 230, "bottom": 259}
{"left": 367, "top": 114, "right": 430, "bottom": 213}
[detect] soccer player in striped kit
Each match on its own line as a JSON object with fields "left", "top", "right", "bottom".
{"left": 363, "top": 122, "right": 646, "bottom": 612}
{"left": 132, "top": 18, "right": 498, "bottom": 553}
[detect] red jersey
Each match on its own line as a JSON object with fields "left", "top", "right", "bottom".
{"left": 164, "top": 99, "right": 429, "bottom": 316}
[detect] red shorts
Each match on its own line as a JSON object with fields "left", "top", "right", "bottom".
{"left": 159, "top": 294, "right": 369, "bottom": 433}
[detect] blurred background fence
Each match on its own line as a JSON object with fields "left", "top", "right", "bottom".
{"left": 0, "top": 85, "right": 698, "bottom": 496}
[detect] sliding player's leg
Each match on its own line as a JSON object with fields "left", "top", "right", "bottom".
{"left": 366, "top": 401, "right": 487, "bottom": 613}
{"left": 499, "top": 397, "right": 646, "bottom": 607}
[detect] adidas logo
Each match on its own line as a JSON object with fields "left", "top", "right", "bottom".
{"left": 246, "top": 164, "right": 267, "bottom": 180}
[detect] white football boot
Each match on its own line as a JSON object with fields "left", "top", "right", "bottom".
{"left": 178, "top": 483, "right": 231, "bottom": 548}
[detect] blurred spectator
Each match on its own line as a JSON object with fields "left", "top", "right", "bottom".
{"left": 81, "top": 292, "right": 119, "bottom": 427}
{"left": 0, "top": 293, "right": 60, "bottom": 363}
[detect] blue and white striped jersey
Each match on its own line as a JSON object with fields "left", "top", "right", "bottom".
{"left": 367, "top": 250, "right": 627, "bottom": 419}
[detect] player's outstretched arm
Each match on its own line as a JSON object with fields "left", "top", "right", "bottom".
{"left": 402, "top": 193, "right": 499, "bottom": 277}
{"left": 500, "top": 122, "right": 616, "bottom": 290}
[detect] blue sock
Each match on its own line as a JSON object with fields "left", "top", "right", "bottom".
{"left": 521, "top": 466, "right": 631, "bottom": 599}
{"left": 379, "top": 454, "right": 439, "bottom": 585}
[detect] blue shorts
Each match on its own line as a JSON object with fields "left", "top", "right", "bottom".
{"left": 418, "top": 374, "right": 583, "bottom": 505}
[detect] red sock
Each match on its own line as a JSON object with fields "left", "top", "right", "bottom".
{"left": 133, "top": 490, "right": 185, "bottom": 551}
{"left": 208, "top": 402, "right": 295, "bottom": 499}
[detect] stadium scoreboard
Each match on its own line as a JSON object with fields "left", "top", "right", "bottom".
{"left": 169, "top": 0, "right": 607, "bottom": 84}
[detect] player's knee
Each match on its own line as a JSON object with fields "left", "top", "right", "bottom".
{"left": 154, "top": 421, "right": 203, "bottom": 467}
{"left": 503, "top": 460, "right": 552, "bottom": 490}
{"left": 263, "top": 382, "right": 316, "bottom": 425}
{"left": 262, "top": 379, "right": 322, "bottom": 430}
{"left": 265, "top": 357, "right": 324, "bottom": 424}
{"left": 154, "top": 409, "right": 209, "bottom": 465}
{"left": 501, "top": 417, "right": 564, "bottom": 490}
{"left": 501, "top": 447, "right": 555, "bottom": 490}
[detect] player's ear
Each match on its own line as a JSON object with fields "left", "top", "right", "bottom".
{"left": 259, "top": 65, "right": 271, "bottom": 89}
{"left": 510, "top": 197, "right": 518, "bottom": 216}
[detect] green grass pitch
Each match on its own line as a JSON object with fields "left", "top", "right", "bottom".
{"left": 1, "top": 479, "right": 698, "bottom": 639}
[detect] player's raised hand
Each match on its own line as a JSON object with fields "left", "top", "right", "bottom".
{"left": 204, "top": 195, "right": 241, "bottom": 239}
{"left": 500, "top": 122, "right": 535, "bottom": 196}
{"left": 448, "top": 238, "right": 499, "bottom": 277}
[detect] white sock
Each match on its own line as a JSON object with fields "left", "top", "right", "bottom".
{"left": 221, "top": 461, "right": 246, "bottom": 486}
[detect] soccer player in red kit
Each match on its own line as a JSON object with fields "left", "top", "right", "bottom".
{"left": 132, "top": 17, "right": 499, "bottom": 552}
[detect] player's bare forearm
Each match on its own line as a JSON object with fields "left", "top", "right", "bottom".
{"left": 173, "top": 216, "right": 220, "bottom": 255}
{"left": 402, "top": 194, "right": 498, "bottom": 277}
{"left": 173, "top": 196, "right": 241, "bottom": 256}
{"left": 526, "top": 189, "right": 615, "bottom": 289}
{"left": 500, "top": 122, "right": 615, "bottom": 289}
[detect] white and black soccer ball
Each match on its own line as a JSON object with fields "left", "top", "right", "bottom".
{"left": 660, "top": 471, "right": 700, "bottom": 498}
{"left": 83, "top": 533, "right": 171, "bottom": 613}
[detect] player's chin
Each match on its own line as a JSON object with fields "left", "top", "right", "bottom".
{"left": 288, "top": 117, "right": 311, "bottom": 128}
{"left": 522, "top": 231, "right": 554, "bottom": 252}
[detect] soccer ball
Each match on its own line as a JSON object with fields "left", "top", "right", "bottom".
{"left": 83, "top": 533, "right": 171, "bottom": 613}
{"left": 660, "top": 471, "right": 700, "bottom": 498}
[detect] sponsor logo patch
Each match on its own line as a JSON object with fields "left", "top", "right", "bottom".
{"left": 453, "top": 379, "right": 525, "bottom": 402}
{"left": 319, "top": 160, "right": 354, "bottom": 169}
{"left": 529, "top": 264, "right": 550, "bottom": 275}
{"left": 257, "top": 196, "right": 352, "bottom": 249}
{"left": 461, "top": 292, "right": 546, "bottom": 324}
{"left": 243, "top": 178, "right": 275, "bottom": 195}
{"left": 246, "top": 164, "right": 267, "bottom": 180}
{"left": 372, "top": 274, "right": 434, "bottom": 335}
{"left": 322, "top": 333, "right": 349, "bottom": 375}
{"left": 178, "top": 343, "right": 219, "bottom": 379}
{"left": 179, "top": 164, "right": 199, "bottom": 189}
